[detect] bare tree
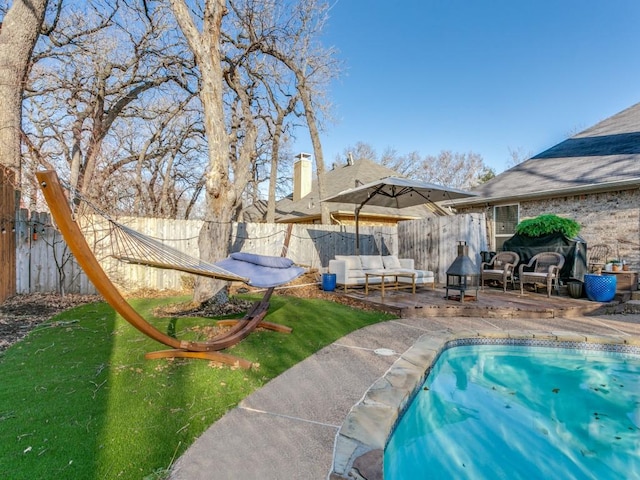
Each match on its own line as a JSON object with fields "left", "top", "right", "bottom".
{"left": 94, "top": 96, "right": 207, "bottom": 218}
{"left": 295, "top": 67, "right": 330, "bottom": 223}
{"left": 166, "top": 0, "right": 239, "bottom": 303}
{"left": 338, "top": 141, "right": 379, "bottom": 165}
{"left": 249, "top": 0, "right": 338, "bottom": 223}
{"left": 21, "top": 1, "right": 205, "bottom": 217}
{"left": 337, "top": 142, "right": 490, "bottom": 189}
{"left": 419, "top": 150, "right": 486, "bottom": 189}
{"left": 338, "top": 142, "right": 424, "bottom": 179}
{"left": 506, "top": 146, "right": 532, "bottom": 169}
{"left": 166, "top": 0, "right": 338, "bottom": 302}
{"left": 380, "top": 149, "right": 423, "bottom": 178}
{"left": 263, "top": 84, "right": 299, "bottom": 223}
{"left": 24, "top": 2, "right": 193, "bottom": 197}
{"left": 224, "top": 53, "right": 261, "bottom": 221}
{"left": 0, "top": 0, "right": 50, "bottom": 178}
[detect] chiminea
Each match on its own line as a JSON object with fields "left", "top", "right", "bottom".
{"left": 445, "top": 241, "right": 480, "bottom": 302}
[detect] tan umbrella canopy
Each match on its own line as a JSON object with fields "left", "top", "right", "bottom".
{"left": 322, "top": 176, "right": 476, "bottom": 253}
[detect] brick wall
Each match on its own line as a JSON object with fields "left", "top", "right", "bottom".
{"left": 458, "top": 188, "right": 640, "bottom": 269}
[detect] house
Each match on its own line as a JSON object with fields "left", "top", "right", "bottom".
{"left": 450, "top": 102, "right": 640, "bottom": 268}
{"left": 248, "top": 154, "right": 443, "bottom": 225}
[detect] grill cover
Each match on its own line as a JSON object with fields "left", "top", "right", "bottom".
{"left": 502, "top": 233, "right": 587, "bottom": 281}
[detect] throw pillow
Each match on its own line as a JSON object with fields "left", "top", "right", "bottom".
{"left": 382, "top": 255, "right": 402, "bottom": 269}
{"left": 360, "top": 255, "right": 384, "bottom": 270}
{"left": 231, "top": 252, "right": 294, "bottom": 268}
{"left": 335, "top": 255, "right": 362, "bottom": 270}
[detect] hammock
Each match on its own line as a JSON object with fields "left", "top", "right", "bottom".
{"left": 36, "top": 170, "right": 305, "bottom": 368}
{"left": 110, "top": 222, "right": 305, "bottom": 288}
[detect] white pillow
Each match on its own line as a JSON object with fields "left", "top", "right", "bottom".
{"left": 382, "top": 255, "right": 402, "bottom": 269}
{"left": 360, "top": 255, "right": 384, "bottom": 270}
{"left": 335, "top": 255, "right": 362, "bottom": 270}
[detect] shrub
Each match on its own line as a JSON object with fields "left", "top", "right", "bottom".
{"left": 515, "top": 214, "right": 581, "bottom": 238}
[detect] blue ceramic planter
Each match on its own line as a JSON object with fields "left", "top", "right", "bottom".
{"left": 584, "top": 274, "right": 616, "bottom": 302}
{"left": 322, "top": 273, "right": 337, "bottom": 292}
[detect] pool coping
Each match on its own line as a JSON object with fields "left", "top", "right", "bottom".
{"left": 329, "top": 331, "right": 640, "bottom": 480}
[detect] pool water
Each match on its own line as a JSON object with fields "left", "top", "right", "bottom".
{"left": 384, "top": 344, "right": 640, "bottom": 479}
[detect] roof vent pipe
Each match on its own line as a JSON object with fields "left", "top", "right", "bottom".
{"left": 347, "top": 152, "right": 354, "bottom": 166}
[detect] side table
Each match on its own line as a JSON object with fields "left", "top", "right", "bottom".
{"left": 607, "top": 270, "right": 638, "bottom": 292}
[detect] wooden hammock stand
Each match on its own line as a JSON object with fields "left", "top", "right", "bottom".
{"left": 37, "top": 170, "right": 292, "bottom": 369}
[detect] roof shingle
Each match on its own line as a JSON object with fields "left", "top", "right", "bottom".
{"left": 455, "top": 102, "right": 640, "bottom": 205}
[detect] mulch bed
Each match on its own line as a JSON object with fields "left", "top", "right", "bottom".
{"left": 0, "top": 293, "right": 102, "bottom": 353}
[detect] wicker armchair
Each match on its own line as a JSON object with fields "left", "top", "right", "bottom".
{"left": 481, "top": 251, "right": 520, "bottom": 292}
{"left": 519, "top": 252, "right": 565, "bottom": 297}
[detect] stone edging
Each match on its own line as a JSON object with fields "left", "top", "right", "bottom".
{"left": 329, "top": 331, "right": 640, "bottom": 480}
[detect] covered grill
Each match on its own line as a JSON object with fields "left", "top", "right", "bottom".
{"left": 445, "top": 241, "right": 480, "bottom": 302}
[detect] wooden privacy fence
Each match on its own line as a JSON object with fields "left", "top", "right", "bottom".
{"left": 15, "top": 209, "right": 95, "bottom": 295}
{"left": 398, "top": 213, "right": 488, "bottom": 282}
{"left": 14, "top": 211, "right": 486, "bottom": 295}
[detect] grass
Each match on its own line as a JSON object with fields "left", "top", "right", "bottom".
{"left": 0, "top": 294, "right": 393, "bottom": 479}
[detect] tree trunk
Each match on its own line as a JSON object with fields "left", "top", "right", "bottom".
{"left": 266, "top": 94, "right": 297, "bottom": 224}
{"left": 0, "top": 1, "right": 48, "bottom": 173}
{"left": 299, "top": 87, "right": 330, "bottom": 224}
{"left": 266, "top": 132, "right": 281, "bottom": 224}
{"left": 193, "top": 71, "right": 235, "bottom": 304}
{"left": 169, "top": 0, "right": 234, "bottom": 304}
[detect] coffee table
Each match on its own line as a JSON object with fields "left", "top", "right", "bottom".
{"left": 364, "top": 270, "right": 416, "bottom": 298}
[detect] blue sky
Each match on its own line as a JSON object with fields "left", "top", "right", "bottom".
{"left": 293, "top": 0, "right": 640, "bottom": 174}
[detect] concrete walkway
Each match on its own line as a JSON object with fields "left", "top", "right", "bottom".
{"left": 168, "top": 312, "right": 640, "bottom": 480}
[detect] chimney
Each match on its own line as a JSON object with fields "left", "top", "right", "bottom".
{"left": 293, "top": 153, "right": 312, "bottom": 201}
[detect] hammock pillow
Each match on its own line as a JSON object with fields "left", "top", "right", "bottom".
{"left": 216, "top": 253, "right": 304, "bottom": 288}
{"left": 230, "top": 252, "right": 294, "bottom": 269}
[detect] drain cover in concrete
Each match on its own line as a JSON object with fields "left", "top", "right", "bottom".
{"left": 374, "top": 348, "right": 396, "bottom": 356}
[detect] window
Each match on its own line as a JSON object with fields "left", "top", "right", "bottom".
{"left": 493, "top": 205, "right": 519, "bottom": 251}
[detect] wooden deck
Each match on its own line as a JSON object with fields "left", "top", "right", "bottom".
{"left": 341, "top": 283, "right": 629, "bottom": 319}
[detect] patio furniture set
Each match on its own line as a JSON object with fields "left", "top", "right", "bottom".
{"left": 329, "top": 251, "right": 566, "bottom": 299}
{"left": 481, "top": 251, "right": 565, "bottom": 297}
{"left": 482, "top": 248, "right": 638, "bottom": 299}
{"left": 328, "top": 254, "right": 435, "bottom": 297}
{"left": 330, "top": 247, "right": 633, "bottom": 300}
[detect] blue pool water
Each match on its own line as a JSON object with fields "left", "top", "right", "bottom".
{"left": 384, "top": 344, "right": 640, "bottom": 479}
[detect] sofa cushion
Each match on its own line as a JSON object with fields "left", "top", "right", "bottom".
{"left": 347, "top": 269, "right": 367, "bottom": 279}
{"left": 360, "top": 255, "right": 384, "bottom": 270}
{"left": 395, "top": 269, "right": 433, "bottom": 277}
{"left": 382, "top": 255, "right": 402, "bottom": 269}
{"left": 335, "top": 255, "right": 362, "bottom": 271}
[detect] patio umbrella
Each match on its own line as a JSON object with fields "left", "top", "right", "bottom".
{"left": 322, "top": 176, "right": 476, "bottom": 253}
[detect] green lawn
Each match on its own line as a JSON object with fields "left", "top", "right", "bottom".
{"left": 0, "top": 294, "right": 392, "bottom": 479}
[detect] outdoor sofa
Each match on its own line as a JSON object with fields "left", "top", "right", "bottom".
{"left": 328, "top": 254, "right": 435, "bottom": 292}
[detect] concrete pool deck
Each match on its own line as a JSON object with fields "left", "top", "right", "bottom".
{"left": 168, "top": 308, "right": 640, "bottom": 480}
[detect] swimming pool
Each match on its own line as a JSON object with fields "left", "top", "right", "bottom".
{"left": 384, "top": 343, "right": 640, "bottom": 479}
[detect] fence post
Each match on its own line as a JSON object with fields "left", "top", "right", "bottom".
{"left": 0, "top": 166, "right": 17, "bottom": 302}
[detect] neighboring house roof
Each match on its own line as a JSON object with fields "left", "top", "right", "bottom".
{"left": 241, "top": 199, "right": 268, "bottom": 223}
{"left": 451, "top": 102, "right": 640, "bottom": 207}
{"left": 257, "top": 158, "right": 439, "bottom": 223}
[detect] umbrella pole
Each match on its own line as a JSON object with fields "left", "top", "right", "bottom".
{"left": 354, "top": 194, "right": 376, "bottom": 255}
{"left": 355, "top": 204, "right": 362, "bottom": 255}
